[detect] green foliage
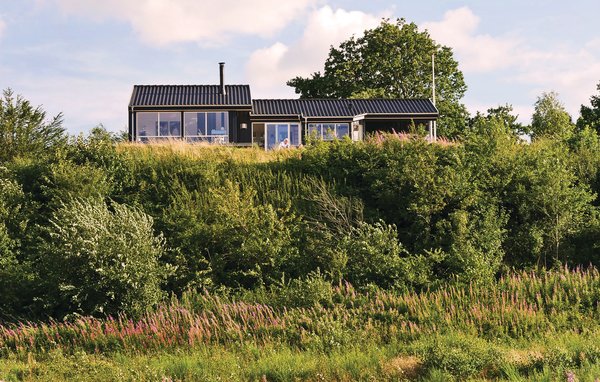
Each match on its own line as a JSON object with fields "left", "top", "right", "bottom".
{"left": 341, "top": 221, "right": 408, "bottom": 289}
{"left": 530, "top": 91, "right": 574, "bottom": 140}
{"left": 163, "top": 180, "right": 300, "bottom": 289}
{"left": 577, "top": 81, "right": 600, "bottom": 134}
{"left": 504, "top": 140, "right": 595, "bottom": 267}
{"left": 43, "top": 198, "right": 167, "bottom": 318}
{"left": 0, "top": 88, "right": 66, "bottom": 163}
{"left": 469, "top": 104, "right": 524, "bottom": 137}
{"left": 0, "top": 172, "right": 32, "bottom": 320}
{"left": 287, "top": 19, "right": 469, "bottom": 138}
{"left": 422, "top": 334, "right": 500, "bottom": 379}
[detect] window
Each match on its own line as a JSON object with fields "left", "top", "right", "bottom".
{"left": 307, "top": 123, "right": 350, "bottom": 141}
{"left": 184, "top": 112, "right": 229, "bottom": 143}
{"left": 265, "top": 123, "right": 300, "bottom": 150}
{"left": 136, "top": 112, "right": 181, "bottom": 140}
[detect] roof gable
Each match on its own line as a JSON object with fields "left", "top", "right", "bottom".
{"left": 129, "top": 85, "right": 251, "bottom": 107}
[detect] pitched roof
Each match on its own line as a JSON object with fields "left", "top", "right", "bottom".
{"left": 252, "top": 98, "right": 438, "bottom": 117}
{"left": 129, "top": 85, "right": 251, "bottom": 107}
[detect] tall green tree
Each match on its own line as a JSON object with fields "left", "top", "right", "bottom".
{"left": 469, "top": 104, "right": 524, "bottom": 137}
{"left": 287, "top": 19, "right": 469, "bottom": 138}
{"left": 529, "top": 91, "right": 574, "bottom": 140}
{"left": 0, "top": 88, "right": 66, "bottom": 162}
{"left": 577, "top": 81, "right": 600, "bottom": 134}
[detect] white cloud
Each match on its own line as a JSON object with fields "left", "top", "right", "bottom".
{"left": 422, "top": 7, "right": 521, "bottom": 72}
{"left": 50, "top": 0, "right": 316, "bottom": 46}
{"left": 422, "top": 6, "right": 600, "bottom": 121}
{"left": 246, "top": 6, "right": 385, "bottom": 98}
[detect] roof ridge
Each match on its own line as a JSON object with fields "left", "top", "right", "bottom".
{"left": 133, "top": 84, "right": 250, "bottom": 87}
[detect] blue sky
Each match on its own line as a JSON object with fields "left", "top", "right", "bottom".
{"left": 0, "top": 0, "right": 599, "bottom": 134}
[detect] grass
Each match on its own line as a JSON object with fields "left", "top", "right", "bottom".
{"left": 117, "top": 140, "right": 302, "bottom": 164}
{"left": 0, "top": 345, "right": 407, "bottom": 381}
{"left": 3, "top": 268, "right": 600, "bottom": 380}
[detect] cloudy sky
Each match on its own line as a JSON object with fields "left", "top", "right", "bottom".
{"left": 0, "top": 0, "right": 599, "bottom": 134}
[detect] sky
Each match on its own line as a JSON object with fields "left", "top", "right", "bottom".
{"left": 0, "top": 0, "right": 599, "bottom": 134}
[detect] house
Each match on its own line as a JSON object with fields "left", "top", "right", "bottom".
{"left": 128, "top": 63, "right": 439, "bottom": 149}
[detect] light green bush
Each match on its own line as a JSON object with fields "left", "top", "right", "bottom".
{"left": 422, "top": 334, "right": 501, "bottom": 380}
{"left": 43, "top": 198, "right": 167, "bottom": 318}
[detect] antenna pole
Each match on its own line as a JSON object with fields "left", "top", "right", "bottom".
{"left": 432, "top": 54, "right": 436, "bottom": 106}
{"left": 431, "top": 54, "right": 437, "bottom": 141}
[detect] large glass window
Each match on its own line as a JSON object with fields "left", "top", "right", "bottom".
{"left": 184, "top": 112, "right": 229, "bottom": 143}
{"left": 266, "top": 123, "right": 300, "bottom": 150}
{"left": 307, "top": 123, "right": 350, "bottom": 141}
{"left": 137, "top": 113, "right": 158, "bottom": 139}
{"left": 136, "top": 112, "right": 181, "bottom": 141}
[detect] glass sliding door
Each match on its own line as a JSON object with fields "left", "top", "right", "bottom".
{"left": 265, "top": 123, "right": 300, "bottom": 150}
{"left": 183, "top": 111, "right": 229, "bottom": 143}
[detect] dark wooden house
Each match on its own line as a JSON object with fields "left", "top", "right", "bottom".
{"left": 128, "top": 63, "right": 439, "bottom": 149}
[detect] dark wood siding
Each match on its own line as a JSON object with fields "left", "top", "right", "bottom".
{"left": 228, "top": 111, "right": 238, "bottom": 143}
{"left": 236, "top": 111, "right": 252, "bottom": 143}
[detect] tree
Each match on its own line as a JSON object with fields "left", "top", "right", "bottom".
{"left": 0, "top": 88, "right": 66, "bottom": 162}
{"left": 577, "top": 81, "right": 600, "bottom": 134}
{"left": 529, "top": 91, "right": 574, "bottom": 140}
{"left": 287, "top": 19, "right": 469, "bottom": 138}
{"left": 469, "top": 104, "right": 524, "bottom": 137}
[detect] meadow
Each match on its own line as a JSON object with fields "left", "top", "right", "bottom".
{"left": 3, "top": 267, "right": 600, "bottom": 380}
{"left": 3, "top": 120, "right": 600, "bottom": 380}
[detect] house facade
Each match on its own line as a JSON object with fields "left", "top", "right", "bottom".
{"left": 128, "top": 63, "right": 439, "bottom": 149}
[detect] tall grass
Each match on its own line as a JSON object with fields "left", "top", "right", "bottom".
{"left": 2, "top": 267, "right": 600, "bottom": 358}
{"left": 117, "top": 141, "right": 301, "bottom": 164}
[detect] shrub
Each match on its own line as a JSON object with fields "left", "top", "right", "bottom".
{"left": 0, "top": 173, "right": 32, "bottom": 319}
{"left": 341, "top": 221, "right": 408, "bottom": 289}
{"left": 422, "top": 334, "right": 501, "bottom": 380}
{"left": 43, "top": 198, "right": 167, "bottom": 318}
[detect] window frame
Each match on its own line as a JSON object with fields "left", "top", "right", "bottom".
{"left": 265, "top": 122, "right": 301, "bottom": 150}
{"left": 183, "top": 111, "right": 230, "bottom": 143}
{"left": 136, "top": 111, "right": 182, "bottom": 140}
{"left": 306, "top": 122, "right": 350, "bottom": 141}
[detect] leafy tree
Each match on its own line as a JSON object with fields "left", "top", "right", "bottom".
{"left": 287, "top": 19, "right": 469, "bottom": 137}
{"left": 0, "top": 88, "right": 66, "bottom": 162}
{"left": 469, "top": 104, "right": 524, "bottom": 137}
{"left": 0, "top": 173, "right": 32, "bottom": 319}
{"left": 503, "top": 141, "right": 595, "bottom": 267}
{"left": 577, "top": 81, "right": 600, "bottom": 134}
{"left": 530, "top": 91, "right": 574, "bottom": 140}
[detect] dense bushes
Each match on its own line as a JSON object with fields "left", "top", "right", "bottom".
{"left": 1, "top": 119, "right": 600, "bottom": 320}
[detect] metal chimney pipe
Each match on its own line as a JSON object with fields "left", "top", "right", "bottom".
{"left": 219, "top": 62, "right": 226, "bottom": 96}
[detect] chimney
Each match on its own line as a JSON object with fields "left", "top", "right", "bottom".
{"left": 219, "top": 62, "right": 226, "bottom": 96}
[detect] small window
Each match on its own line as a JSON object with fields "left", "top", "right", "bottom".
{"left": 307, "top": 123, "right": 349, "bottom": 141}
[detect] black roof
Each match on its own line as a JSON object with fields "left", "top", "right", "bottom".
{"left": 129, "top": 85, "right": 251, "bottom": 107}
{"left": 252, "top": 98, "right": 438, "bottom": 117}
